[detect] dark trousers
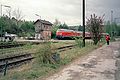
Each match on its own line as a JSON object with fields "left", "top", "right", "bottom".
{"left": 107, "top": 41, "right": 109, "bottom": 45}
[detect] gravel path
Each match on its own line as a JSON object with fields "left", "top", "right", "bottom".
{"left": 45, "top": 42, "right": 120, "bottom": 80}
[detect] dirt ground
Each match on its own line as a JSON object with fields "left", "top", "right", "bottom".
{"left": 45, "top": 41, "right": 120, "bottom": 80}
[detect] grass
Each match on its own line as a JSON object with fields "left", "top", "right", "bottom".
{"left": 0, "top": 40, "right": 105, "bottom": 80}
{"left": 0, "top": 41, "right": 74, "bottom": 58}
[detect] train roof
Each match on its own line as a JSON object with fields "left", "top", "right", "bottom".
{"left": 57, "top": 29, "right": 91, "bottom": 33}
{"left": 57, "top": 29, "right": 74, "bottom": 31}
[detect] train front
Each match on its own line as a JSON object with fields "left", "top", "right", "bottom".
{"left": 56, "top": 29, "right": 64, "bottom": 39}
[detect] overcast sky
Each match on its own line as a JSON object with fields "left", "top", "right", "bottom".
{"left": 0, "top": 0, "right": 120, "bottom": 25}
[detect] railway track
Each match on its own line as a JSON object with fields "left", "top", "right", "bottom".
{"left": 0, "top": 41, "right": 43, "bottom": 49}
{"left": 0, "top": 44, "right": 76, "bottom": 72}
{"left": 56, "top": 44, "right": 76, "bottom": 52}
{"left": 0, "top": 53, "right": 34, "bottom": 72}
{"left": 0, "top": 43, "right": 25, "bottom": 49}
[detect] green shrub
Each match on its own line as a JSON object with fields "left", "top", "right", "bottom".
{"left": 74, "top": 37, "right": 83, "bottom": 48}
{"left": 35, "top": 42, "right": 54, "bottom": 64}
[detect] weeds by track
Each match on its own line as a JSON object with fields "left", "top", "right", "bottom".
{"left": 0, "top": 44, "right": 76, "bottom": 72}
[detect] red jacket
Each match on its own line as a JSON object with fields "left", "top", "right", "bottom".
{"left": 106, "top": 35, "right": 110, "bottom": 41}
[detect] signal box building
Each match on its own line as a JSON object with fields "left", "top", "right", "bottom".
{"left": 34, "top": 19, "right": 52, "bottom": 40}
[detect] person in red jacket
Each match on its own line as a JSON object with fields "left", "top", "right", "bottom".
{"left": 105, "top": 34, "right": 110, "bottom": 45}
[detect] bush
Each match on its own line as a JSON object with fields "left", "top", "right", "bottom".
{"left": 74, "top": 37, "right": 83, "bottom": 48}
{"left": 36, "top": 42, "right": 55, "bottom": 64}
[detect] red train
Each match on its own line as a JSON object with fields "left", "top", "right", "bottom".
{"left": 56, "top": 29, "right": 107, "bottom": 39}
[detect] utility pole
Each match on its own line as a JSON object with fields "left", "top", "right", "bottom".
{"left": 0, "top": 5, "right": 2, "bottom": 41}
{"left": 83, "top": 0, "right": 85, "bottom": 47}
{"left": 111, "top": 10, "right": 113, "bottom": 24}
{"left": 111, "top": 10, "right": 113, "bottom": 38}
{"left": 1, "top": 5, "right": 11, "bottom": 17}
{"left": 1, "top": 5, "right": 2, "bottom": 17}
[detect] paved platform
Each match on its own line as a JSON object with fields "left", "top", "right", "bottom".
{"left": 45, "top": 42, "right": 120, "bottom": 80}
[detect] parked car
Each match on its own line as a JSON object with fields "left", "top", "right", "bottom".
{"left": 4, "top": 32, "right": 17, "bottom": 41}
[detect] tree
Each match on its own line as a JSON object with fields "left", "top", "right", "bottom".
{"left": 0, "top": 16, "right": 8, "bottom": 36}
{"left": 6, "top": 8, "right": 12, "bottom": 18}
{"left": 13, "top": 8, "right": 24, "bottom": 29}
{"left": 104, "top": 21, "right": 120, "bottom": 37}
{"left": 86, "top": 14, "right": 104, "bottom": 45}
{"left": 53, "top": 19, "right": 61, "bottom": 26}
{"left": 57, "top": 23, "right": 69, "bottom": 29}
{"left": 78, "top": 25, "right": 83, "bottom": 31}
{"left": 51, "top": 19, "right": 69, "bottom": 38}
{"left": 116, "top": 25, "right": 120, "bottom": 36}
{"left": 0, "top": 15, "right": 35, "bottom": 37}
{"left": 61, "top": 23, "right": 69, "bottom": 29}
{"left": 104, "top": 21, "right": 111, "bottom": 35}
{"left": 51, "top": 19, "right": 60, "bottom": 38}
{"left": 13, "top": 8, "right": 24, "bottom": 21}
{"left": 0, "top": 16, "right": 20, "bottom": 35}
{"left": 20, "top": 21, "right": 35, "bottom": 37}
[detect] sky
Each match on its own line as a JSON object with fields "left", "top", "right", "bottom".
{"left": 0, "top": 0, "right": 120, "bottom": 26}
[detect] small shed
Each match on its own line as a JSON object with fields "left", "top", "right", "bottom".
{"left": 34, "top": 19, "right": 52, "bottom": 40}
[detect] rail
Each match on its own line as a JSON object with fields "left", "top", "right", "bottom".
{"left": 0, "top": 53, "right": 34, "bottom": 72}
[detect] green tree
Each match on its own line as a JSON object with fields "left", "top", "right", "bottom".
{"left": 116, "top": 25, "right": 120, "bottom": 36}
{"left": 20, "top": 21, "right": 35, "bottom": 37}
{"left": 51, "top": 19, "right": 60, "bottom": 38}
{"left": 0, "top": 16, "right": 35, "bottom": 37}
{"left": 0, "top": 16, "right": 7, "bottom": 36}
{"left": 78, "top": 25, "right": 83, "bottom": 31}
{"left": 104, "top": 21, "right": 120, "bottom": 37}
{"left": 51, "top": 19, "right": 69, "bottom": 39}
{"left": 61, "top": 23, "right": 69, "bottom": 29}
{"left": 104, "top": 21, "right": 111, "bottom": 35}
